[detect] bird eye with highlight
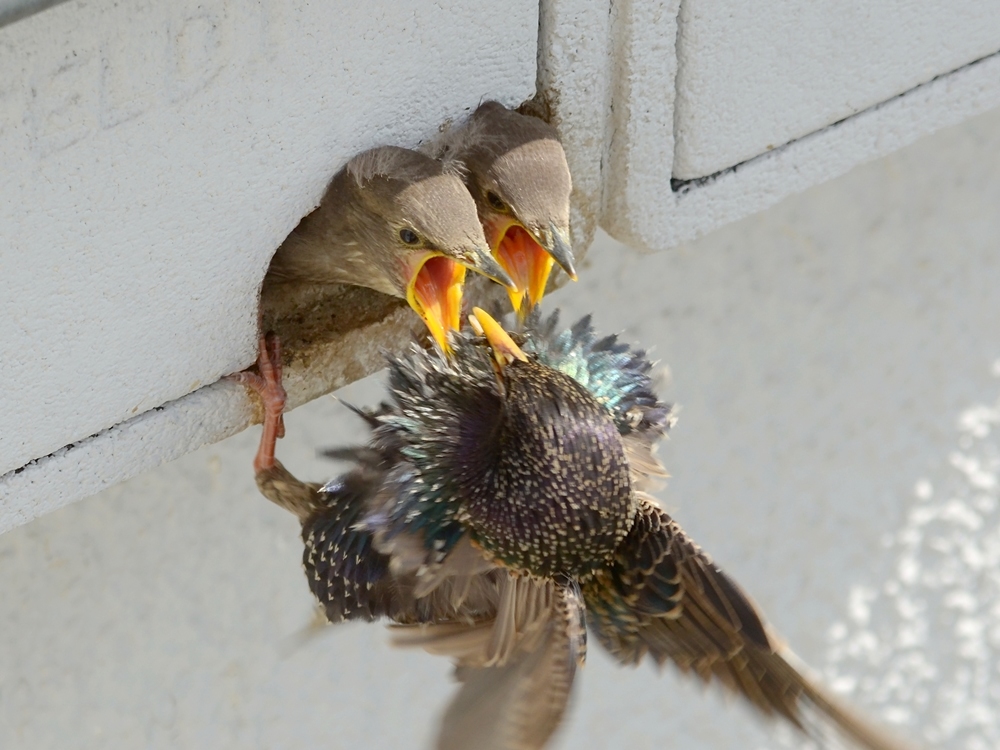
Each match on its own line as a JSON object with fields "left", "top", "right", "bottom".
{"left": 486, "top": 191, "right": 508, "bottom": 212}
{"left": 399, "top": 228, "right": 421, "bottom": 245}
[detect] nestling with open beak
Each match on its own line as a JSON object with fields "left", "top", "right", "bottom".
{"left": 266, "top": 145, "right": 514, "bottom": 350}
{"left": 234, "top": 311, "right": 915, "bottom": 750}
{"left": 427, "top": 102, "right": 577, "bottom": 314}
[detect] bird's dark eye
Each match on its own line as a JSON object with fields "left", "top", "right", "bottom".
{"left": 399, "top": 228, "right": 420, "bottom": 245}
{"left": 486, "top": 191, "right": 507, "bottom": 212}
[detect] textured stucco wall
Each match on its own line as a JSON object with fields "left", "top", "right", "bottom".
{"left": 0, "top": 0, "right": 536, "bottom": 477}
{"left": 3, "top": 105, "right": 999, "bottom": 749}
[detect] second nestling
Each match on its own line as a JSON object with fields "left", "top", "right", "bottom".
{"left": 425, "top": 100, "right": 577, "bottom": 314}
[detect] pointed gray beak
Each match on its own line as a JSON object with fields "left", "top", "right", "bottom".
{"left": 540, "top": 223, "right": 577, "bottom": 280}
{"left": 468, "top": 244, "right": 516, "bottom": 289}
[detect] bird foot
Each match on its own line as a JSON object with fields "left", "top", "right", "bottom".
{"left": 230, "top": 333, "right": 287, "bottom": 474}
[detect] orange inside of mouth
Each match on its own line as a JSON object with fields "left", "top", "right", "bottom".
{"left": 410, "top": 255, "right": 466, "bottom": 351}
{"left": 495, "top": 225, "right": 555, "bottom": 310}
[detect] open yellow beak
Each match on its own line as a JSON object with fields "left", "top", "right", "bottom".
{"left": 469, "top": 307, "right": 527, "bottom": 368}
{"left": 406, "top": 254, "right": 466, "bottom": 353}
{"left": 493, "top": 223, "right": 577, "bottom": 315}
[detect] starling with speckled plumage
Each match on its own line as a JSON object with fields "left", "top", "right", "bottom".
{"left": 236, "top": 310, "right": 915, "bottom": 750}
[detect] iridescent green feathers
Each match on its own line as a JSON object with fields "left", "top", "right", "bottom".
{"left": 525, "top": 310, "right": 671, "bottom": 439}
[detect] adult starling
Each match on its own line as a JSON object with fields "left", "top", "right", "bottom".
{"left": 236, "top": 311, "right": 912, "bottom": 750}
{"left": 427, "top": 102, "right": 577, "bottom": 313}
{"left": 266, "top": 145, "right": 514, "bottom": 350}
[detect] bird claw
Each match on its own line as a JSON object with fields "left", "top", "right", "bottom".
{"left": 232, "top": 333, "right": 287, "bottom": 473}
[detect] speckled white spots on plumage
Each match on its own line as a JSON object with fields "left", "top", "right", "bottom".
{"left": 817, "top": 360, "right": 1000, "bottom": 749}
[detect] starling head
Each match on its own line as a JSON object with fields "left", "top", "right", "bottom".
{"left": 268, "top": 145, "right": 513, "bottom": 351}
{"left": 436, "top": 102, "right": 576, "bottom": 313}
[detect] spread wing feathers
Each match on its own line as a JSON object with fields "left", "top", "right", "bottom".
{"left": 307, "top": 474, "right": 501, "bottom": 626}
{"left": 584, "top": 496, "right": 915, "bottom": 750}
{"left": 301, "top": 467, "right": 400, "bottom": 623}
{"left": 399, "top": 579, "right": 586, "bottom": 750}
{"left": 383, "top": 534, "right": 503, "bottom": 626}
{"left": 258, "top": 457, "right": 408, "bottom": 623}
{"left": 311, "top": 411, "right": 504, "bottom": 628}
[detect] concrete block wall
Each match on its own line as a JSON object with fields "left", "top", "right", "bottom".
{"left": 4, "top": 0, "right": 1000, "bottom": 537}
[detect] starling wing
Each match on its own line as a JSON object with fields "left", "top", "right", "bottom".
{"left": 583, "top": 495, "right": 916, "bottom": 750}
{"left": 394, "top": 577, "right": 587, "bottom": 750}
{"left": 256, "top": 428, "right": 498, "bottom": 626}
{"left": 303, "top": 465, "right": 501, "bottom": 626}
{"left": 301, "top": 464, "right": 404, "bottom": 623}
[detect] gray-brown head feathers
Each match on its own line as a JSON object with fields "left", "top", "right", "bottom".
{"left": 430, "top": 102, "right": 574, "bottom": 277}
{"left": 268, "top": 145, "right": 509, "bottom": 296}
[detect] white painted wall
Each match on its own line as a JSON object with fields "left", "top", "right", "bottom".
{"left": 672, "top": 1, "right": 1000, "bottom": 179}
{"left": 0, "top": 0, "right": 536, "bottom": 476}
{"left": 4, "top": 107, "right": 999, "bottom": 749}
{"left": 592, "top": 3, "right": 1000, "bottom": 254}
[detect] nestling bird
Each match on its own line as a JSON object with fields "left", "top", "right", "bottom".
{"left": 426, "top": 102, "right": 577, "bottom": 313}
{"left": 235, "top": 310, "right": 914, "bottom": 750}
{"left": 266, "top": 145, "right": 514, "bottom": 350}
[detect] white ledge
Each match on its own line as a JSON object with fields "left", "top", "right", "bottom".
{"left": 602, "top": 47, "right": 1000, "bottom": 252}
